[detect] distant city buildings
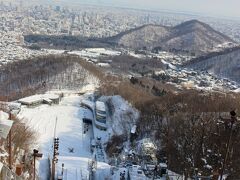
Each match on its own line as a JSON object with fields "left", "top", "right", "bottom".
{"left": 0, "top": 1, "right": 240, "bottom": 84}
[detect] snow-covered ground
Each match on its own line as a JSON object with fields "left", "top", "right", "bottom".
{"left": 16, "top": 92, "right": 183, "bottom": 180}
{"left": 18, "top": 94, "right": 111, "bottom": 180}
{"left": 100, "top": 95, "right": 139, "bottom": 136}
{"left": 68, "top": 48, "right": 121, "bottom": 59}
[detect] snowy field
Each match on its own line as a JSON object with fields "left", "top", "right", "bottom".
{"left": 18, "top": 94, "right": 111, "bottom": 180}
{"left": 15, "top": 93, "right": 185, "bottom": 180}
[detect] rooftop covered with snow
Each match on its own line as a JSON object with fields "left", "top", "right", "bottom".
{"left": 18, "top": 94, "right": 60, "bottom": 106}
{"left": 96, "top": 101, "right": 106, "bottom": 112}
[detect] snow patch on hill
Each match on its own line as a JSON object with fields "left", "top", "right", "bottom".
{"left": 100, "top": 95, "right": 139, "bottom": 136}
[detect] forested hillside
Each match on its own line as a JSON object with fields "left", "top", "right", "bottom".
{"left": 94, "top": 62, "right": 240, "bottom": 179}
{"left": 0, "top": 55, "right": 99, "bottom": 100}
{"left": 184, "top": 46, "right": 240, "bottom": 83}
{"left": 105, "top": 20, "right": 235, "bottom": 55}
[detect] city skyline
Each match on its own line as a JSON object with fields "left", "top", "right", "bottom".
{"left": 31, "top": 0, "right": 240, "bottom": 19}
{"left": 2, "top": 0, "right": 240, "bottom": 19}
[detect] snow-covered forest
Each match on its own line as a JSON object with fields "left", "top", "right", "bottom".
{"left": 97, "top": 67, "right": 240, "bottom": 179}
{"left": 0, "top": 55, "right": 99, "bottom": 100}
{"left": 1, "top": 54, "right": 240, "bottom": 179}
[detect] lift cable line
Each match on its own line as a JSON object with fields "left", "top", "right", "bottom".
{"left": 220, "top": 110, "right": 237, "bottom": 180}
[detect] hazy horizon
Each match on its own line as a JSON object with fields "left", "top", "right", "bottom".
{"left": 33, "top": 0, "right": 240, "bottom": 19}
{"left": 3, "top": 0, "right": 240, "bottom": 19}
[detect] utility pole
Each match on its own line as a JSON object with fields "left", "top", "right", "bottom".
{"left": 51, "top": 117, "right": 58, "bottom": 180}
{"left": 33, "top": 152, "right": 36, "bottom": 180}
{"left": 52, "top": 137, "right": 59, "bottom": 180}
{"left": 220, "top": 111, "right": 237, "bottom": 180}
{"left": 8, "top": 112, "right": 12, "bottom": 170}
{"left": 61, "top": 163, "right": 64, "bottom": 176}
{"left": 33, "top": 149, "right": 43, "bottom": 180}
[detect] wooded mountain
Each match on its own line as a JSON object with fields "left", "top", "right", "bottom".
{"left": 184, "top": 46, "right": 240, "bottom": 83}
{"left": 105, "top": 20, "right": 235, "bottom": 55}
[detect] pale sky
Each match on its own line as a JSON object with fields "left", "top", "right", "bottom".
{"left": 8, "top": 0, "right": 240, "bottom": 19}
{"left": 51, "top": 0, "right": 240, "bottom": 19}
